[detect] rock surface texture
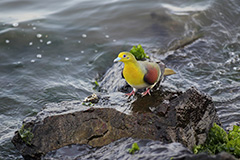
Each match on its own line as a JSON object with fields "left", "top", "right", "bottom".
{"left": 12, "top": 86, "right": 220, "bottom": 160}
{"left": 43, "top": 138, "right": 237, "bottom": 160}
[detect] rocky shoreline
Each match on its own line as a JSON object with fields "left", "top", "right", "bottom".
{"left": 11, "top": 57, "right": 236, "bottom": 160}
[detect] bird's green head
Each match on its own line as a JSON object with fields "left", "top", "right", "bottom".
{"left": 113, "top": 52, "right": 136, "bottom": 63}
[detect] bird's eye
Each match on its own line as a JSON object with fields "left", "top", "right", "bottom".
{"left": 123, "top": 54, "right": 126, "bottom": 58}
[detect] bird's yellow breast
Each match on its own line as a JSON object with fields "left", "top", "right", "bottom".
{"left": 123, "top": 62, "right": 147, "bottom": 88}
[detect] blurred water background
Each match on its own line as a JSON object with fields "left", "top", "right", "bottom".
{"left": 0, "top": 0, "right": 240, "bottom": 159}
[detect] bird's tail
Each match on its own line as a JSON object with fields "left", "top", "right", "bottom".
{"left": 164, "top": 68, "right": 176, "bottom": 76}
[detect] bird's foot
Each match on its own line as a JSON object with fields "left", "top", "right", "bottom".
{"left": 126, "top": 90, "right": 135, "bottom": 97}
{"left": 142, "top": 88, "right": 151, "bottom": 96}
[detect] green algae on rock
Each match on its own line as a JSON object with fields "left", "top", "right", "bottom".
{"left": 193, "top": 123, "right": 240, "bottom": 158}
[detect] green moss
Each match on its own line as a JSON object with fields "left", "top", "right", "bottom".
{"left": 128, "top": 142, "right": 140, "bottom": 154}
{"left": 19, "top": 124, "right": 34, "bottom": 145}
{"left": 92, "top": 80, "right": 100, "bottom": 91}
{"left": 129, "top": 44, "right": 149, "bottom": 60}
{"left": 193, "top": 123, "right": 240, "bottom": 158}
{"left": 94, "top": 80, "right": 99, "bottom": 87}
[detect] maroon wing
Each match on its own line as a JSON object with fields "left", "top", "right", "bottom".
{"left": 143, "top": 64, "right": 159, "bottom": 85}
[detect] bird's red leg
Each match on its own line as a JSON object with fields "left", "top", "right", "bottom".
{"left": 126, "top": 90, "right": 135, "bottom": 97}
{"left": 126, "top": 88, "right": 137, "bottom": 97}
{"left": 142, "top": 88, "right": 151, "bottom": 96}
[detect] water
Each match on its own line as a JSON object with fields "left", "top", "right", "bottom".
{"left": 0, "top": 0, "right": 239, "bottom": 159}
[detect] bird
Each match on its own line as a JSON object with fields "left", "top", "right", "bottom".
{"left": 113, "top": 52, "right": 175, "bottom": 97}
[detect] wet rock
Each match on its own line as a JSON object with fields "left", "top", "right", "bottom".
{"left": 44, "top": 139, "right": 236, "bottom": 160}
{"left": 12, "top": 86, "right": 220, "bottom": 159}
{"left": 99, "top": 62, "right": 130, "bottom": 93}
{"left": 174, "top": 152, "right": 237, "bottom": 160}
{"left": 44, "top": 138, "right": 192, "bottom": 160}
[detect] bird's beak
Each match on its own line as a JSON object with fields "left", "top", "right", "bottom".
{"left": 113, "top": 57, "right": 121, "bottom": 62}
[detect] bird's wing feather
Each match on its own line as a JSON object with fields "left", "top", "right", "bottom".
{"left": 142, "top": 62, "right": 160, "bottom": 85}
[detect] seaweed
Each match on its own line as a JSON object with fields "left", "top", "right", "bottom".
{"left": 19, "top": 124, "right": 34, "bottom": 145}
{"left": 129, "top": 44, "right": 149, "bottom": 60}
{"left": 193, "top": 123, "right": 240, "bottom": 158}
{"left": 128, "top": 142, "right": 140, "bottom": 154}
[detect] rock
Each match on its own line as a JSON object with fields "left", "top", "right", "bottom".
{"left": 174, "top": 152, "right": 237, "bottom": 160}
{"left": 12, "top": 87, "right": 220, "bottom": 159}
{"left": 43, "top": 138, "right": 192, "bottom": 160}
{"left": 44, "top": 138, "right": 236, "bottom": 160}
{"left": 99, "top": 62, "right": 130, "bottom": 93}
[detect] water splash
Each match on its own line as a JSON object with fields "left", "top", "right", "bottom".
{"left": 12, "top": 23, "right": 19, "bottom": 27}
{"left": 36, "top": 54, "right": 42, "bottom": 58}
{"left": 82, "top": 34, "right": 87, "bottom": 38}
{"left": 46, "top": 41, "right": 52, "bottom": 45}
{"left": 36, "top": 34, "right": 42, "bottom": 38}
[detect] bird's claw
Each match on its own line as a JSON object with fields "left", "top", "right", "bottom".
{"left": 126, "top": 90, "right": 135, "bottom": 97}
{"left": 141, "top": 88, "right": 151, "bottom": 96}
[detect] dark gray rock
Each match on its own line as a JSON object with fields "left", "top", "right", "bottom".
{"left": 174, "top": 152, "right": 237, "bottom": 160}
{"left": 12, "top": 87, "right": 220, "bottom": 160}
{"left": 44, "top": 138, "right": 192, "bottom": 160}
{"left": 43, "top": 138, "right": 236, "bottom": 160}
{"left": 99, "top": 62, "right": 129, "bottom": 93}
